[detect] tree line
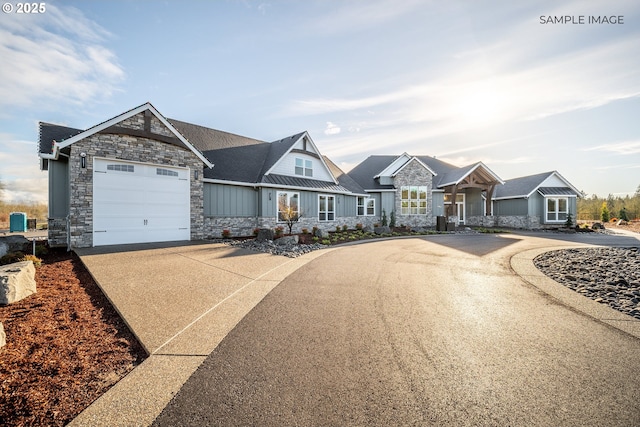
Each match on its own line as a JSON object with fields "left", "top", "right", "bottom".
{"left": 577, "top": 184, "right": 640, "bottom": 221}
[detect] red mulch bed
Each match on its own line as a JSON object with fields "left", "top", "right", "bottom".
{"left": 0, "top": 248, "right": 146, "bottom": 426}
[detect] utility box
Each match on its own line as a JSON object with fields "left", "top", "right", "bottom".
{"left": 9, "top": 212, "right": 28, "bottom": 232}
{"left": 436, "top": 216, "right": 446, "bottom": 231}
{"left": 27, "top": 219, "right": 37, "bottom": 230}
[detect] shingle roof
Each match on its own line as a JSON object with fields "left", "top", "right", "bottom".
{"left": 348, "top": 155, "right": 399, "bottom": 190}
{"left": 39, "top": 122, "right": 83, "bottom": 154}
{"left": 323, "top": 156, "right": 366, "bottom": 195}
{"left": 493, "top": 172, "right": 580, "bottom": 199}
{"left": 169, "top": 119, "right": 265, "bottom": 151}
{"left": 261, "top": 132, "right": 306, "bottom": 175}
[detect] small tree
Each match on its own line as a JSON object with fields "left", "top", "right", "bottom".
{"left": 381, "top": 209, "right": 388, "bottom": 226}
{"left": 278, "top": 200, "right": 301, "bottom": 234}
{"left": 389, "top": 210, "right": 396, "bottom": 228}
{"left": 619, "top": 207, "right": 629, "bottom": 222}
{"left": 564, "top": 212, "right": 573, "bottom": 228}
{"left": 601, "top": 202, "right": 610, "bottom": 223}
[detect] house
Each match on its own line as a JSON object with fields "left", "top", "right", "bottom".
{"left": 490, "top": 171, "right": 581, "bottom": 228}
{"left": 39, "top": 102, "right": 368, "bottom": 248}
{"left": 347, "top": 153, "right": 504, "bottom": 228}
{"left": 39, "top": 102, "right": 582, "bottom": 249}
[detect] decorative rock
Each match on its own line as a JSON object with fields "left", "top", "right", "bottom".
{"left": 256, "top": 228, "right": 275, "bottom": 242}
{"left": 0, "top": 321, "right": 5, "bottom": 348}
{"left": 0, "top": 261, "right": 36, "bottom": 305}
{"left": 0, "top": 235, "right": 30, "bottom": 253}
{"left": 314, "top": 229, "right": 330, "bottom": 238}
{"left": 276, "top": 235, "right": 299, "bottom": 246}
{"left": 374, "top": 226, "right": 391, "bottom": 235}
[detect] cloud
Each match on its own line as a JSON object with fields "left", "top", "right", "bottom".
{"left": 0, "top": 3, "right": 124, "bottom": 111}
{"left": 324, "top": 121, "right": 341, "bottom": 135}
{"left": 584, "top": 140, "right": 640, "bottom": 156}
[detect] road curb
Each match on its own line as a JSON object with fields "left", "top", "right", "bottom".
{"left": 510, "top": 246, "right": 640, "bottom": 340}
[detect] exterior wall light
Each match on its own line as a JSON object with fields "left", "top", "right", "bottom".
{"left": 80, "top": 152, "right": 86, "bottom": 168}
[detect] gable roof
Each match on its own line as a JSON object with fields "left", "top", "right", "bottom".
{"left": 494, "top": 171, "right": 580, "bottom": 199}
{"left": 436, "top": 161, "right": 504, "bottom": 188}
{"left": 323, "top": 156, "right": 366, "bottom": 195}
{"left": 39, "top": 122, "right": 83, "bottom": 154}
{"left": 348, "top": 155, "right": 399, "bottom": 190}
{"left": 41, "top": 103, "right": 213, "bottom": 168}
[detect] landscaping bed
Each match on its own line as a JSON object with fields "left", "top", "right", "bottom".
{"left": 0, "top": 248, "right": 146, "bottom": 427}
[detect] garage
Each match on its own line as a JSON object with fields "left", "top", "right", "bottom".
{"left": 93, "top": 158, "right": 191, "bottom": 246}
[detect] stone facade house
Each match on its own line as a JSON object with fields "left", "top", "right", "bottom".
{"left": 39, "top": 103, "right": 367, "bottom": 248}
{"left": 39, "top": 103, "right": 582, "bottom": 249}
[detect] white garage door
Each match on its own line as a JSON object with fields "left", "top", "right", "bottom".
{"left": 93, "top": 158, "right": 190, "bottom": 246}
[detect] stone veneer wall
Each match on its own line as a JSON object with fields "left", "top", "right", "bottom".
{"left": 392, "top": 160, "right": 434, "bottom": 228}
{"left": 466, "top": 215, "right": 541, "bottom": 229}
{"left": 204, "top": 215, "right": 381, "bottom": 238}
{"left": 47, "top": 218, "right": 68, "bottom": 247}
{"left": 67, "top": 112, "right": 204, "bottom": 248}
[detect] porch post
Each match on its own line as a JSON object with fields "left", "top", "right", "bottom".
{"left": 485, "top": 184, "right": 495, "bottom": 216}
{"left": 449, "top": 185, "right": 458, "bottom": 218}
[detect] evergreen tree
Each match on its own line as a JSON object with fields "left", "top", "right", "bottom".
{"left": 601, "top": 202, "right": 610, "bottom": 223}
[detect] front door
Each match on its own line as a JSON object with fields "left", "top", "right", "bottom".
{"left": 444, "top": 193, "right": 465, "bottom": 224}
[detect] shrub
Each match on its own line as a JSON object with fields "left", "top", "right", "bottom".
{"left": 221, "top": 229, "right": 231, "bottom": 238}
{"left": 274, "top": 226, "right": 284, "bottom": 236}
{"left": 301, "top": 228, "right": 309, "bottom": 235}
{"left": 389, "top": 211, "right": 396, "bottom": 228}
{"left": 601, "top": 202, "right": 610, "bottom": 223}
{"left": 565, "top": 213, "right": 573, "bottom": 228}
{"left": 312, "top": 236, "right": 319, "bottom": 243}
{"left": 20, "top": 254, "right": 42, "bottom": 268}
{"left": 34, "top": 244, "right": 48, "bottom": 258}
{"left": 321, "top": 239, "right": 331, "bottom": 245}
{"left": 253, "top": 228, "right": 260, "bottom": 236}
{"left": 312, "top": 226, "right": 319, "bottom": 235}
{"left": 355, "top": 223, "right": 363, "bottom": 230}
{"left": 336, "top": 225, "right": 341, "bottom": 232}
{"left": 381, "top": 209, "right": 388, "bottom": 226}
{"left": 619, "top": 208, "right": 629, "bottom": 221}
{"left": 342, "top": 224, "right": 348, "bottom": 231}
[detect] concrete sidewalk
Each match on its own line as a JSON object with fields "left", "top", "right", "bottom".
{"left": 69, "top": 240, "right": 332, "bottom": 427}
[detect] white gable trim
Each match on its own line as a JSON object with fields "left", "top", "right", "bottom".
{"left": 54, "top": 103, "right": 214, "bottom": 168}
{"left": 374, "top": 153, "right": 412, "bottom": 178}
{"left": 540, "top": 171, "right": 581, "bottom": 195}
{"left": 263, "top": 131, "right": 338, "bottom": 184}
{"left": 439, "top": 162, "right": 504, "bottom": 187}
{"left": 392, "top": 156, "right": 438, "bottom": 177}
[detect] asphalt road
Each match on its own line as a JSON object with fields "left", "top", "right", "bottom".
{"left": 153, "top": 233, "right": 640, "bottom": 426}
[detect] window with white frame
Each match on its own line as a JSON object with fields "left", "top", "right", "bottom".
{"left": 401, "top": 186, "right": 427, "bottom": 215}
{"left": 357, "top": 197, "right": 375, "bottom": 216}
{"left": 295, "top": 158, "right": 313, "bottom": 177}
{"left": 277, "top": 191, "right": 299, "bottom": 222}
{"left": 546, "top": 197, "right": 568, "bottom": 222}
{"left": 318, "top": 195, "right": 335, "bottom": 221}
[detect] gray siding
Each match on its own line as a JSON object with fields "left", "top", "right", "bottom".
{"left": 48, "top": 158, "right": 69, "bottom": 217}
{"left": 494, "top": 198, "right": 528, "bottom": 216}
{"left": 204, "top": 183, "right": 257, "bottom": 217}
{"left": 258, "top": 188, "right": 355, "bottom": 220}
{"left": 380, "top": 192, "right": 395, "bottom": 217}
{"left": 432, "top": 192, "right": 445, "bottom": 216}
{"left": 465, "top": 188, "right": 484, "bottom": 217}
{"left": 528, "top": 192, "right": 544, "bottom": 217}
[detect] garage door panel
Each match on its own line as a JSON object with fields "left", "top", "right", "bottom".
{"left": 93, "top": 159, "right": 191, "bottom": 246}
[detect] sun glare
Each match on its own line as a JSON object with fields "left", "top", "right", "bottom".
{"left": 453, "top": 82, "right": 508, "bottom": 127}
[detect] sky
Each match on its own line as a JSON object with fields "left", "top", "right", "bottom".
{"left": 1, "top": 0, "right": 639, "bottom": 204}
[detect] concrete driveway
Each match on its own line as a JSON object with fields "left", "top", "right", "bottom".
{"left": 71, "top": 231, "right": 640, "bottom": 426}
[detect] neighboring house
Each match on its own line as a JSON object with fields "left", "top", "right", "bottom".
{"left": 490, "top": 171, "right": 581, "bottom": 229}
{"left": 347, "top": 153, "right": 504, "bottom": 228}
{"left": 39, "top": 102, "right": 367, "bottom": 248}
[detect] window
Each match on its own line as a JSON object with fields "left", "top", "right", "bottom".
{"left": 107, "top": 164, "right": 134, "bottom": 173}
{"left": 401, "top": 186, "right": 427, "bottom": 215}
{"left": 546, "top": 197, "right": 568, "bottom": 222}
{"left": 156, "top": 168, "right": 178, "bottom": 177}
{"left": 318, "top": 195, "right": 335, "bottom": 221}
{"left": 295, "top": 158, "right": 313, "bottom": 177}
{"left": 277, "top": 191, "right": 299, "bottom": 222}
{"left": 357, "top": 197, "right": 375, "bottom": 216}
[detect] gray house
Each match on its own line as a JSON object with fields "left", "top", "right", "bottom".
{"left": 39, "top": 102, "right": 368, "bottom": 248}
{"left": 347, "top": 153, "right": 504, "bottom": 228}
{"left": 39, "top": 102, "right": 582, "bottom": 249}
{"left": 490, "top": 171, "right": 581, "bottom": 228}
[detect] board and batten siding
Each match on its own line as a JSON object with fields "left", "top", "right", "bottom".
{"left": 465, "top": 188, "right": 484, "bottom": 217}
{"left": 259, "top": 188, "right": 357, "bottom": 220}
{"left": 204, "top": 183, "right": 257, "bottom": 217}
{"left": 494, "top": 198, "right": 528, "bottom": 216}
{"left": 432, "top": 192, "right": 445, "bottom": 216}
{"left": 49, "top": 158, "right": 70, "bottom": 217}
{"left": 269, "top": 152, "right": 334, "bottom": 182}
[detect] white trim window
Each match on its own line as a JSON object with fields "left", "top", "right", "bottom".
{"left": 401, "top": 186, "right": 427, "bottom": 215}
{"left": 318, "top": 194, "right": 335, "bottom": 221}
{"left": 357, "top": 197, "right": 375, "bottom": 216}
{"left": 295, "top": 158, "right": 313, "bottom": 177}
{"left": 277, "top": 191, "right": 299, "bottom": 222}
{"left": 546, "top": 197, "right": 568, "bottom": 222}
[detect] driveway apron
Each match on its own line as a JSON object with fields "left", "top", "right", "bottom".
{"left": 152, "top": 233, "right": 640, "bottom": 427}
